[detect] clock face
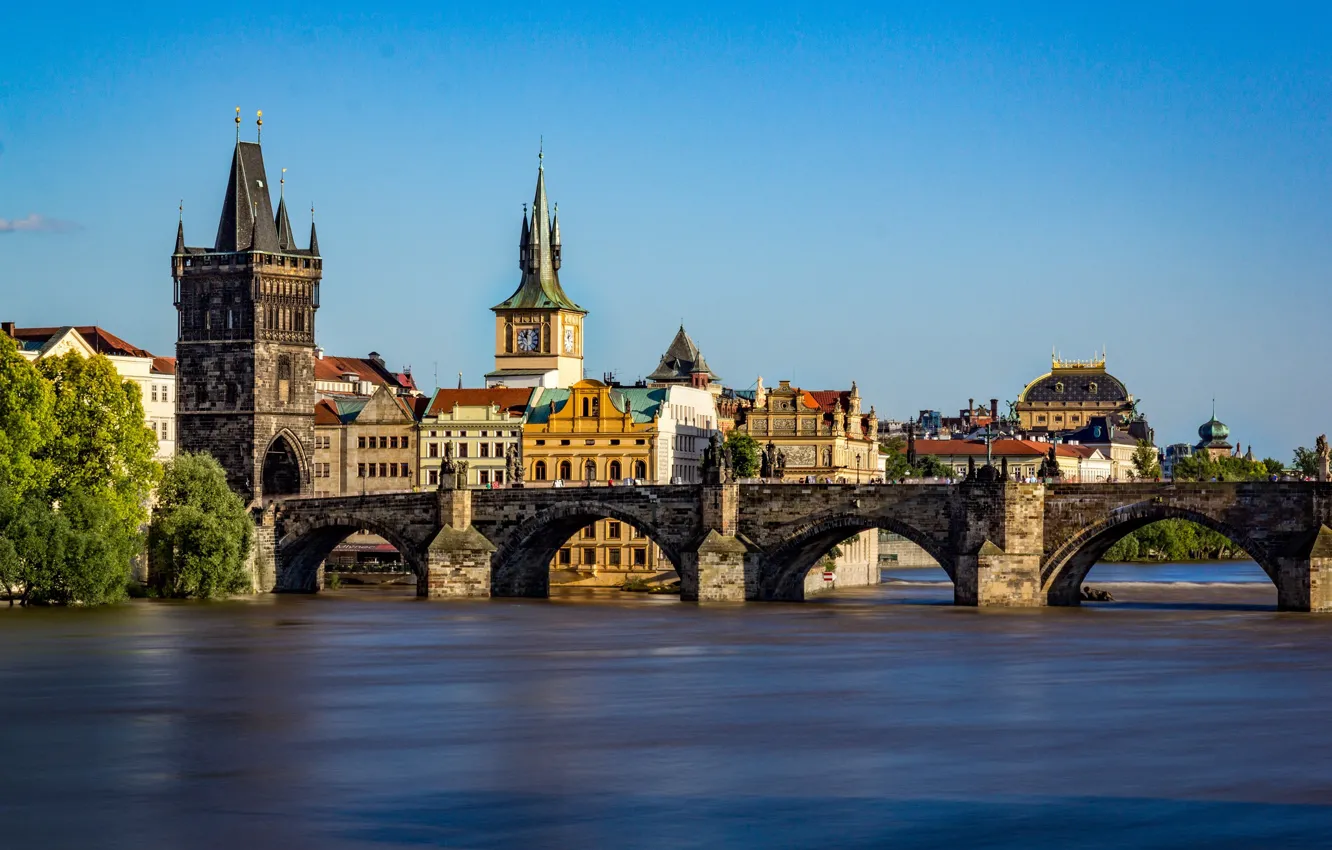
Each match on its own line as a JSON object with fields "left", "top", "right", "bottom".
{"left": 563, "top": 327, "right": 575, "bottom": 353}
{"left": 517, "top": 328, "right": 540, "bottom": 352}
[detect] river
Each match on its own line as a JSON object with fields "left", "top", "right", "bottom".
{"left": 3, "top": 567, "right": 1332, "bottom": 848}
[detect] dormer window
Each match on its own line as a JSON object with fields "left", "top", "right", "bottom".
{"left": 1088, "top": 382, "right": 1098, "bottom": 394}
{"left": 1054, "top": 382, "right": 1064, "bottom": 393}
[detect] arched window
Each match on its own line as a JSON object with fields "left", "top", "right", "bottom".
{"left": 585, "top": 459, "right": 597, "bottom": 480}
{"left": 534, "top": 460, "right": 547, "bottom": 481}
{"left": 582, "top": 397, "right": 590, "bottom": 417}
{"left": 277, "top": 357, "right": 292, "bottom": 404}
{"left": 633, "top": 460, "right": 647, "bottom": 479}
{"left": 609, "top": 460, "right": 622, "bottom": 480}
{"left": 558, "top": 460, "right": 572, "bottom": 481}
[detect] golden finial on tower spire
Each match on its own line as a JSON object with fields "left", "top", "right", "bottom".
{"left": 235, "top": 106, "right": 241, "bottom": 142}
{"left": 256, "top": 110, "right": 263, "bottom": 143}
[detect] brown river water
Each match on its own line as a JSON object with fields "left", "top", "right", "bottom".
{"left": 3, "top": 571, "right": 1332, "bottom": 849}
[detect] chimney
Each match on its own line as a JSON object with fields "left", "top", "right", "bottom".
{"left": 314, "top": 346, "right": 324, "bottom": 360}
{"left": 990, "top": 399, "right": 998, "bottom": 421}
{"left": 968, "top": 398, "right": 974, "bottom": 419}
{"left": 368, "top": 351, "right": 385, "bottom": 367}
{"left": 1, "top": 322, "right": 13, "bottom": 338}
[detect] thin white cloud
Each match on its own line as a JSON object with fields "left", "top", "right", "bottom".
{"left": 0, "top": 214, "right": 81, "bottom": 233}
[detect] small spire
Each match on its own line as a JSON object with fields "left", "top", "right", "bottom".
{"left": 235, "top": 106, "right": 241, "bottom": 143}
{"left": 280, "top": 167, "right": 286, "bottom": 199}
{"left": 175, "top": 201, "right": 186, "bottom": 255}
{"left": 256, "top": 109, "right": 263, "bottom": 143}
{"left": 308, "top": 203, "right": 320, "bottom": 255}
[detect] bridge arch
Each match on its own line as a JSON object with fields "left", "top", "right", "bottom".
{"left": 762, "top": 512, "right": 954, "bottom": 602}
{"left": 277, "top": 514, "right": 421, "bottom": 593}
{"left": 1043, "top": 501, "right": 1280, "bottom": 605}
{"left": 489, "top": 502, "right": 685, "bottom": 598}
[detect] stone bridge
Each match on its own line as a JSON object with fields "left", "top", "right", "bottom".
{"left": 255, "top": 482, "right": 1332, "bottom": 611}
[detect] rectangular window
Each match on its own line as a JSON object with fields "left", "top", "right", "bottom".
{"left": 401, "top": 463, "right": 410, "bottom": 478}
{"left": 636, "top": 439, "right": 646, "bottom": 445}
{"left": 536, "top": 439, "right": 545, "bottom": 446}
{"left": 632, "top": 527, "right": 645, "bottom": 539}
{"left": 632, "top": 548, "right": 647, "bottom": 566}
{"left": 402, "top": 436, "right": 409, "bottom": 449}
{"left": 323, "top": 463, "right": 330, "bottom": 477}
{"left": 430, "top": 430, "right": 437, "bottom": 437}
{"left": 560, "top": 439, "right": 570, "bottom": 446}
{"left": 607, "top": 521, "right": 622, "bottom": 539}
{"left": 429, "top": 443, "right": 439, "bottom": 458}
{"left": 608, "top": 548, "right": 622, "bottom": 567}
{"left": 428, "top": 469, "right": 439, "bottom": 485}
{"left": 582, "top": 547, "right": 596, "bottom": 566}
{"left": 163, "top": 386, "right": 169, "bottom": 403}
{"left": 610, "top": 439, "right": 620, "bottom": 445}
{"left": 480, "top": 443, "right": 490, "bottom": 458}
{"left": 459, "top": 443, "right": 469, "bottom": 458}
{"left": 151, "top": 385, "right": 158, "bottom": 402}
{"left": 481, "top": 431, "right": 488, "bottom": 437}
{"left": 494, "top": 443, "right": 504, "bottom": 457}
{"left": 582, "top": 524, "right": 596, "bottom": 539}
{"left": 358, "top": 436, "right": 367, "bottom": 449}
{"left": 479, "top": 470, "right": 490, "bottom": 485}
{"left": 494, "top": 471, "right": 503, "bottom": 484}
{"left": 390, "top": 436, "right": 399, "bottom": 449}
{"left": 558, "top": 548, "right": 572, "bottom": 566}
{"left": 379, "top": 463, "right": 388, "bottom": 477}
{"left": 366, "top": 464, "right": 375, "bottom": 477}
{"left": 379, "top": 436, "right": 389, "bottom": 449}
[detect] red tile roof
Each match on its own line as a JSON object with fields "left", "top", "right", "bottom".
{"left": 912, "top": 439, "right": 1088, "bottom": 459}
{"left": 151, "top": 356, "right": 176, "bottom": 375}
{"left": 314, "top": 399, "right": 342, "bottom": 425}
{"left": 314, "top": 354, "right": 412, "bottom": 390}
{"left": 425, "top": 388, "right": 534, "bottom": 418}
{"left": 13, "top": 325, "right": 155, "bottom": 358}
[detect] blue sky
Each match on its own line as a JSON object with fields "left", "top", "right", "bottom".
{"left": 3, "top": 3, "right": 1331, "bottom": 458}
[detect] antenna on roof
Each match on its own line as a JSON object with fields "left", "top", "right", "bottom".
{"left": 235, "top": 106, "right": 241, "bottom": 143}
{"left": 256, "top": 110, "right": 263, "bottom": 143}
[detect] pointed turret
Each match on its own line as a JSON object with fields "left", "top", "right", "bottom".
{"left": 492, "top": 156, "right": 584, "bottom": 313}
{"left": 309, "top": 219, "right": 320, "bottom": 256}
{"left": 174, "top": 218, "right": 186, "bottom": 255}
{"left": 518, "top": 207, "right": 530, "bottom": 270}
{"left": 274, "top": 196, "right": 295, "bottom": 252}
{"left": 646, "top": 324, "right": 720, "bottom": 386}
{"left": 551, "top": 204, "right": 562, "bottom": 270}
{"left": 213, "top": 141, "right": 279, "bottom": 252}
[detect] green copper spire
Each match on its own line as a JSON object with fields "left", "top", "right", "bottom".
{"left": 493, "top": 154, "right": 584, "bottom": 313}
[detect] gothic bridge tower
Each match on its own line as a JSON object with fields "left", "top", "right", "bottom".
{"left": 172, "top": 113, "right": 321, "bottom": 503}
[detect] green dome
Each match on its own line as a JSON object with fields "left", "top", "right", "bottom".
{"left": 1198, "top": 417, "right": 1229, "bottom": 443}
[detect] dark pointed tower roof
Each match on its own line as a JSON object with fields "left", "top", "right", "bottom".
{"left": 492, "top": 158, "right": 584, "bottom": 313}
{"left": 274, "top": 196, "right": 295, "bottom": 252}
{"left": 647, "top": 324, "right": 721, "bottom": 383}
{"left": 309, "top": 218, "right": 320, "bottom": 257}
{"left": 174, "top": 218, "right": 186, "bottom": 255}
{"left": 214, "top": 141, "right": 279, "bottom": 252}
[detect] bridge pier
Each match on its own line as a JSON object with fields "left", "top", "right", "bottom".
{"left": 953, "top": 483, "right": 1046, "bottom": 608}
{"left": 1274, "top": 527, "right": 1332, "bottom": 612}
{"left": 421, "top": 487, "right": 496, "bottom": 599}
{"left": 679, "top": 483, "right": 758, "bottom": 603}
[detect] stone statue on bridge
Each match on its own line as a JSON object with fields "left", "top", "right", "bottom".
{"left": 437, "top": 442, "right": 469, "bottom": 490}
{"left": 1038, "top": 444, "right": 1062, "bottom": 481}
{"left": 761, "top": 441, "right": 778, "bottom": 479}
{"left": 1318, "top": 434, "right": 1329, "bottom": 482}
{"left": 506, "top": 443, "right": 524, "bottom": 487}
{"left": 702, "top": 433, "right": 733, "bottom": 485}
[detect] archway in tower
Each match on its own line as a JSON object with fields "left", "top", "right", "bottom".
{"left": 261, "top": 433, "right": 303, "bottom": 498}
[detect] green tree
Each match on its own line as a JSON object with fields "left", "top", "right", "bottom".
{"left": 0, "top": 334, "right": 55, "bottom": 504}
{"left": 1262, "top": 458, "right": 1285, "bottom": 477}
{"left": 1131, "top": 440, "right": 1161, "bottom": 480}
{"left": 1173, "top": 452, "right": 1269, "bottom": 483}
{"left": 37, "top": 351, "right": 160, "bottom": 528}
{"left": 1293, "top": 447, "right": 1319, "bottom": 478}
{"left": 149, "top": 453, "right": 253, "bottom": 598}
{"left": 878, "top": 435, "right": 955, "bottom": 480}
{"left": 725, "top": 432, "right": 762, "bottom": 478}
{"left": 2, "top": 488, "right": 137, "bottom": 605}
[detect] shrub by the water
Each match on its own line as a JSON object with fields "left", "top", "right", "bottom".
{"left": 149, "top": 453, "right": 253, "bottom": 598}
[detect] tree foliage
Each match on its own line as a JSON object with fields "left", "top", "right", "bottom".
{"left": 1292, "top": 447, "right": 1320, "bottom": 478}
{"left": 1102, "top": 519, "right": 1247, "bottom": 562}
{"left": 1171, "top": 452, "right": 1270, "bottom": 482}
{"left": 149, "top": 453, "right": 253, "bottom": 598}
{"left": 725, "top": 432, "right": 762, "bottom": 478}
{"left": 1131, "top": 440, "right": 1161, "bottom": 481}
{"left": 0, "top": 335, "right": 55, "bottom": 506}
{"left": 0, "top": 341, "right": 161, "bottom": 605}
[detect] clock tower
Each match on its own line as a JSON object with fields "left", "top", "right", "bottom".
{"left": 486, "top": 154, "right": 587, "bottom": 388}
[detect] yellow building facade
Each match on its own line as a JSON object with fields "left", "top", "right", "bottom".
{"left": 739, "top": 379, "right": 880, "bottom": 483}
{"left": 524, "top": 379, "right": 669, "bottom": 584}
{"left": 1015, "top": 354, "right": 1136, "bottom": 433}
